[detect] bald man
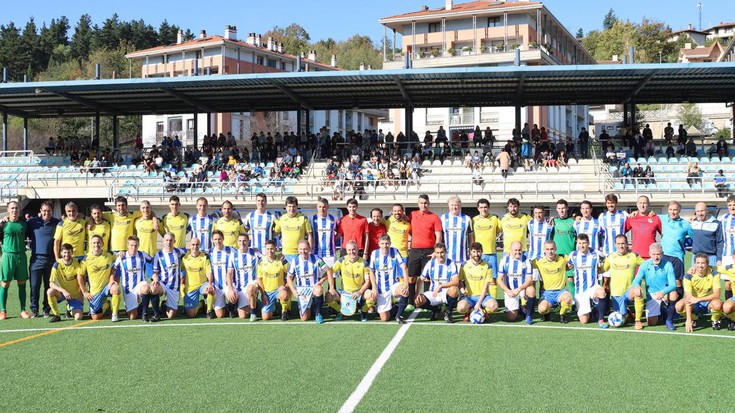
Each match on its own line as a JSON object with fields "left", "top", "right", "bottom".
{"left": 690, "top": 202, "right": 724, "bottom": 268}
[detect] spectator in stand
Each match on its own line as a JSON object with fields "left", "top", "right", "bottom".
{"left": 134, "top": 135, "right": 143, "bottom": 150}
{"left": 675, "top": 142, "right": 685, "bottom": 157}
{"left": 632, "top": 163, "right": 644, "bottom": 186}
{"left": 665, "top": 142, "right": 675, "bottom": 159}
{"left": 521, "top": 137, "right": 532, "bottom": 170}
{"left": 642, "top": 124, "right": 653, "bottom": 140}
{"left": 482, "top": 151, "right": 495, "bottom": 171}
{"left": 686, "top": 161, "right": 702, "bottom": 188}
{"left": 598, "top": 129, "right": 610, "bottom": 155}
{"left": 472, "top": 164, "right": 484, "bottom": 188}
{"left": 497, "top": 148, "right": 511, "bottom": 179}
{"left": 557, "top": 150, "right": 569, "bottom": 168}
{"left": 473, "top": 126, "right": 482, "bottom": 147}
{"left": 484, "top": 127, "right": 494, "bottom": 146}
{"left": 565, "top": 139, "right": 575, "bottom": 160}
{"left": 644, "top": 138, "right": 656, "bottom": 157}
{"left": 685, "top": 137, "right": 697, "bottom": 157}
{"left": 45, "top": 137, "right": 55, "bottom": 155}
{"left": 716, "top": 136, "right": 729, "bottom": 160}
{"left": 677, "top": 124, "right": 687, "bottom": 145}
{"left": 605, "top": 145, "right": 617, "bottom": 164}
{"left": 715, "top": 169, "right": 728, "bottom": 198}
{"left": 620, "top": 162, "right": 633, "bottom": 186}
{"left": 664, "top": 122, "right": 674, "bottom": 144}
{"left": 578, "top": 127, "right": 590, "bottom": 158}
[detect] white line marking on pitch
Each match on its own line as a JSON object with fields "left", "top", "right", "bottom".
{"left": 338, "top": 310, "right": 420, "bottom": 413}
{"left": 0, "top": 318, "right": 733, "bottom": 340}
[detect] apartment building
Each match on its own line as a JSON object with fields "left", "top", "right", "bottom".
{"left": 379, "top": 0, "right": 595, "bottom": 142}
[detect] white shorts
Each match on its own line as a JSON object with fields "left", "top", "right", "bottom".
{"left": 377, "top": 283, "right": 403, "bottom": 313}
{"left": 721, "top": 255, "right": 734, "bottom": 280}
{"left": 321, "top": 256, "right": 337, "bottom": 269}
{"left": 646, "top": 298, "right": 664, "bottom": 318}
{"left": 574, "top": 286, "right": 603, "bottom": 316}
{"left": 123, "top": 282, "right": 147, "bottom": 312}
{"left": 225, "top": 283, "right": 257, "bottom": 309}
{"left": 214, "top": 286, "right": 227, "bottom": 310}
{"left": 421, "top": 290, "right": 448, "bottom": 307}
{"left": 504, "top": 292, "right": 527, "bottom": 312}
{"left": 162, "top": 284, "right": 179, "bottom": 310}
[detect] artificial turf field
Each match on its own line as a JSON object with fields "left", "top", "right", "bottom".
{"left": 1, "top": 287, "right": 734, "bottom": 413}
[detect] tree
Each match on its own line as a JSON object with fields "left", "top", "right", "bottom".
{"left": 678, "top": 103, "right": 704, "bottom": 131}
{"left": 94, "top": 13, "right": 122, "bottom": 51}
{"left": 603, "top": 9, "right": 617, "bottom": 30}
{"left": 264, "top": 23, "right": 311, "bottom": 56}
{"left": 70, "top": 14, "right": 93, "bottom": 65}
{"left": 20, "top": 18, "right": 42, "bottom": 79}
{"left": 158, "top": 20, "right": 181, "bottom": 46}
{"left": 334, "top": 34, "right": 382, "bottom": 70}
{"left": 576, "top": 28, "right": 584, "bottom": 39}
{"left": 0, "top": 22, "right": 24, "bottom": 80}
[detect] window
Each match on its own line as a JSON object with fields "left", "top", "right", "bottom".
{"left": 428, "top": 22, "right": 440, "bottom": 33}
{"left": 156, "top": 122, "right": 164, "bottom": 133}
{"left": 256, "top": 56, "right": 264, "bottom": 65}
{"left": 487, "top": 17, "right": 500, "bottom": 27}
{"left": 281, "top": 62, "right": 287, "bottom": 70}
{"left": 168, "top": 117, "right": 183, "bottom": 134}
{"left": 480, "top": 110, "right": 499, "bottom": 124}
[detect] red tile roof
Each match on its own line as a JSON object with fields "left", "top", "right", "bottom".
{"left": 381, "top": 1, "right": 541, "bottom": 20}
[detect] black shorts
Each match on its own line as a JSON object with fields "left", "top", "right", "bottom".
{"left": 663, "top": 255, "right": 684, "bottom": 280}
{"left": 408, "top": 248, "right": 434, "bottom": 278}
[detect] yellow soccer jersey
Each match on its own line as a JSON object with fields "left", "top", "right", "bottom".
{"left": 278, "top": 214, "right": 312, "bottom": 255}
{"left": 500, "top": 213, "right": 531, "bottom": 251}
{"left": 684, "top": 270, "right": 720, "bottom": 298}
{"left": 386, "top": 217, "right": 411, "bottom": 257}
{"left": 257, "top": 257, "right": 288, "bottom": 292}
{"left": 460, "top": 260, "right": 491, "bottom": 296}
{"left": 104, "top": 211, "right": 142, "bottom": 251}
{"left": 50, "top": 258, "right": 84, "bottom": 299}
{"left": 333, "top": 257, "right": 368, "bottom": 293}
{"left": 213, "top": 217, "right": 245, "bottom": 247}
{"left": 716, "top": 265, "right": 735, "bottom": 280}
{"left": 473, "top": 215, "right": 501, "bottom": 254}
{"left": 134, "top": 217, "right": 158, "bottom": 257}
{"left": 181, "top": 253, "right": 212, "bottom": 291}
{"left": 81, "top": 252, "right": 115, "bottom": 295}
{"left": 532, "top": 255, "right": 569, "bottom": 291}
{"left": 54, "top": 217, "right": 88, "bottom": 257}
{"left": 602, "top": 252, "right": 644, "bottom": 296}
{"left": 87, "top": 220, "right": 111, "bottom": 253}
{"left": 160, "top": 212, "right": 189, "bottom": 248}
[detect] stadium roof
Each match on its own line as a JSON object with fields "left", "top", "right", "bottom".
{"left": 0, "top": 62, "right": 734, "bottom": 118}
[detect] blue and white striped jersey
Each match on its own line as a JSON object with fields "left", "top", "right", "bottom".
{"left": 114, "top": 251, "right": 152, "bottom": 293}
{"left": 209, "top": 246, "right": 234, "bottom": 289}
{"left": 187, "top": 214, "right": 216, "bottom": 251}
{"left": 420, "top": 258, "right": 459, "bottom": 291}
{"left": 574, "top": 218, "right": 602, "bottom": 252}
{"left": 369, "top": 248, "right": 405, "bottom": 294}
{"left": 569, "top": 250, "right": 600, "bottom": 293}
{"left": 243, "top": 210, "right": 278, "bottom": 252}
{"left": 720, "top": 213, "right": 735, "bottom": 257}
{"left": 440, "top": 212, "right": 473, "bottom": 264}
{"left": 152, "top": 248, "right": 186, "bottom": 291}
{"left": 598, "top": 210, "right": 628, "bottom": 256}
{"left": 228, "top": 249, "right": 261, "bottom": 290}
{"left": 288, "top": 253, "right": 327, "bottom": 287}
{"left": 497, "top": 253, "right": 533, "bottom": 289}
{"left": 310, "top": 213, "right": 339, "bottom": 259}
{"left": 527, "top": 219, "right": 553, "bottom": 260}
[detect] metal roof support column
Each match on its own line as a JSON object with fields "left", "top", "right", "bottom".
{"left": 297, "top": 107, "right": 303, "bottom": 137}
{"left": 305, "top": 108, "right": 311, "bottom": 136}
{"left": 193, "top": 111, "right": 199, "bottom": 149}
{"left": 2, "top": 112, "right": 8, "bottom": 153}
{"left": 207, "top": 113, "right": 212, "bottom": 136}
{"left": 112, "top": 115, "right": 119, "bottom": 149}
{"left": 630, "top": 99, "right": 637, "bottom": 132}
{"left": 623, "top": 103, "right": 629, "bottom": 130}
{"left": 383, "top": 26, "right": 387, "bottom": 62}
{"left": 514, "top": 105, "right": 521, "bottom": 143}
{"left": 94, "top": 113, "right": 100, "bottom": 148}
{"left": 405, "top": 106, "right": 414, "bottom": 151}
{"left": 23, "top": 117, "right": 28, "bottom": 151}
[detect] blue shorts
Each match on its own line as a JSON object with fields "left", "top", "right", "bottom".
{"left": 611, "top": 289, "right": 634, "bottom": 315}
{"left": 89, "top": 285, "right": 112, "bottom": 314}
{"left": 692, "top": 300, "right": 710, "bottom": 314}
{"left": 261, "top": 290, "right": 280, "bottom": 314}
{"left": 541, "top": 289, "right": 568, "bottom": 307}
{"left": 463, "top": 295, "right": 494, "bottom": 308}
{"left": 482, "top": 254, "right": 498, "bottom": 278}
{"left": 57, "top": 295, "right": 84, "bottom": 312}
{"left": 184, "top": 283, "right": 210, "bottom": 310}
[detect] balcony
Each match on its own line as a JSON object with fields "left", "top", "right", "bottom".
{"left": 383, "top": 48, "right": 547, "bottom": 69}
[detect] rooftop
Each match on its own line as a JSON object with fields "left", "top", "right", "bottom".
{"left": 380, "top": 1, "right": 541, "bottom": 21}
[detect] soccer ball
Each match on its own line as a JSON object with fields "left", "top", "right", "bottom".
{"left": 608, "top": 311, "right": 624, "bottom": 328}
{"left": 469, "top": 309, "right": 485, "bottom": 324}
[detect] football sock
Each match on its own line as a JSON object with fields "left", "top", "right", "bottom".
{"left": 408, "top": 283, "right": 416, "bottom": 304}
{"left": 312, "top": 295, "right": 324, "bottom": 317}
{"left": 280, "top": 299, "right": 289, "bottom": 314}
{"left": 525, "top": 296, "right": 536, "bottom": 318}
{"left": 150, "top": 295, "right": 161, "bottom": 317}
{"left": 206, "top": 294, "right": 214, "bottom": 312}
{"left": 560, "top": 301, "right": 571, "bottom": 315}
{"left": 596, "top": 298, "right": 608, "bottom": 323}
{"left": 488, "top": 285, "right": 498, "bottom": 300}
{"left": 634, "top": 298, "right": 644, "bottom": 322}
{"left": 711, "top": 310, "right": 722, "bottom": 322}
{"left": 18, "top": 283, "right": 27, "bottom": 311}
{"left": 0, "top": 285, "right": 7, "bottom": 312}
{"left": 49, "top": 295, "right": 59, "bottom": 316}
{"left": 726, "top": 312, "right": 735, "bottom": 322}
{"left": 389, "top": 306, "right": 398, "bottom": 319}
{"left": 328, "top": 301, "right": 341, "bottom": 312}
{"left": 446, "top": 295, "right": 458, "bottom": 313}
{"left": 365, "top": 298, "right": 376, "bottom": 309}
{"left": 665, "top": 300, "right": 677, "bottom": 323}
{"left": 397, "top": 295, "right": 408, "bottom": 316}
{"left": 286, "top": 298, "right": 292, "bottom": 311}
{"left": 140, "top": 293, "right": 150, "bottom": 318}
{"left": 675, "top": 286, "right": 684, "bottom": 298}
{"left": 111, "top": 294, "right": 121, "bottom": 315}
{"left": 726, "top": 289, "right": 733, "bottom": 301}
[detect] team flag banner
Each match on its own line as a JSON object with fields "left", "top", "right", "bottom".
{"left": 340, "top": 291, "right": 357, "bottom": 316}
{"left": 297, "top": 287, "right": 314, "bottom": 317}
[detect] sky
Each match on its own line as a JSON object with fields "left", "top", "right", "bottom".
{"left": 1, "top": 0, "right": 732, "bottom": 47}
